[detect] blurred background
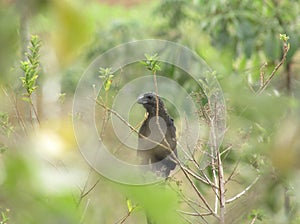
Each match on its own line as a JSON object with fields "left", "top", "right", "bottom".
{"left": 0, "top": 0, "right": 300, "bottom": 223}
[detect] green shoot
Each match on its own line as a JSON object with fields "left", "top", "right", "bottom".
{"left": 279, "top": 33, "right": 289, "bottom": 42}
{"left": 20, "top": 35, "right": 41, "bottom": 97}
{"left": 0, "top": 112, "right": 14, "bottom": 137}
{"left": 20, "top": 35, "right": 41, "bottom": 124}
{"left": 248, "top": 209, "right": 265, "bottom": 222}
{"left": 140, "top": 53, "right": 161, "bottom": 72}
{"left": 0, "top": 208, "right": 10, "bottom": 224}
{"left": 99, "top": 67, "right": 114, "bottom": 92}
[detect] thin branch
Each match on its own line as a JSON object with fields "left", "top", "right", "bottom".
{"left": 208, "top": 97, "right": 226, "bottom": 223}
{"left": 80, "top": 179, "right": 100, "bottom": 199}
{"left": 2, "top": 87, "right": 28, "bottom": 136}
{"left": 216, "top": 149, "right": 225, "bottom": 224}
{"left": 259, "top": 62, "right": 268, "bottom": 87}
{"left": 219, "top": 144, "right": 232, "bottom": 156}
{"left": 115, "top": 206, "right": 137, "bottom": 224}
{"left": 94, "top": 98, "right": 138, "bottom": 133}
{"left": 93, "top": 97, "right": 173, "bottom": 152}
{"left": 180, "top": 164, "right": 218, "bottom": 188}
{"left": 249, "top": 214, "right": 258, "bottom": 224}
{"left": 29, "top": 96, "right": 40, "bottom": 125}
{"left": 183, "top": 116, "right": 195, "bottom": 158}
{"left": 178, "top": 213, "right": 197, "bottom": 224}
{"left": 177, "top": 141, "right": 197, "bottom": 165}
{"left": 176, "top": 142, "right": 216, "bottom": 188}
{"left": 77, "top": 170, "right": 100, "bottom": 207}
{"left": 226, "top": 176, "right": 260, "bottom": 204}
{"left": 180, "top": 163, "right": 218, "bottom": 219}
{"left": 177, "top": 120, "right": 201, "bottom": 171}
{"left": 177, "top": 198, "right": 210, "bottom": 224}
{"left": 178, "top": 210, "right": 213, "bottom": 217}
{"left": 113, "top": 116, "right": 146, "bottom": 154}
{"left": 99, "top": 90, "right": 110, "bottom": 139}
{"left": 225, "top": 160, "right": 240, "bottom": 184}
{"left": 79, "top": 199, "right": 90, "bottom": 224}
{"left": 186, "top": 197, "right": 210, "bottom": 213}
{"left": 257, "top": 42, "right": 290, "bottom": 95}
{"left": 208, "top": 117, "right": 220, "bottom": 215}
{"left": 212, "top": 155, "right": 218, "bottom": 214}
{"left": 170, "top": 182, "right": 211, "bottom": 214}
{"left": 201, "top": 170, "right": 219, "bottom": 191}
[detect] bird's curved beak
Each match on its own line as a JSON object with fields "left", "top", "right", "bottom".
{"left": 137, "top": 95, "right": 146, "bottom": 104}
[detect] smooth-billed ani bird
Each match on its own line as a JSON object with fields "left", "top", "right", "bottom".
{"left": 137, "top": 92, "right": 177, "bottom": 178}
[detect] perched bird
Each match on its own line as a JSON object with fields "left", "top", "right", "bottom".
{"left": 137, "top": 92, "right": 177, "bottom": 178}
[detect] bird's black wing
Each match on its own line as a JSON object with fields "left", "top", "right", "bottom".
{"left": 137, "top": 115, "right": 177, "bottom": 177}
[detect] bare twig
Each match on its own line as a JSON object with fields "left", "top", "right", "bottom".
{"left": 207, "top": 95, "right": 226, "bottom": 224}
{"left": 176, "top": 195, "right": 210, "bottom": 224}
{"left": 2, "top": 87, "right": 28, "bottom": 136}
{"left": 77, "top": 168, "right": 100, "bottom": 207}
{"left": 80, "top": 199, "right": 90, "bottom": 224}
{"left": 219, "top": 144, "right": 232, "bottom": 157}
{"left": 99, "top": 90, "right": 110, "bottom": 139}
{"left": 211, "top": 155, "right": 219, "bottom": 214}
{"left": 183, "top": 196, "right": 211, "bottom": 213}
{"left": 259, "top": 62, "right": 268, "bottom": 87}
{"left": 178, "top": 210, "right": 212, "bottom": 217}
{"left": 216, "top": 149, "right": 225, "bottom": 224}
{"left": 178, "top": 214, "right": 195, "bottom": 224}
{"left": 225, "top": 160, "right": 240, "bottom": 184}
{"left": 180, "top": 164, "right": 218, "bottom": 188}
{"left": 115, "top": 206, "right": 137, "bottom": 224}
{"left": 171, "top": 182, "right": 211, "bottom": 214}
{"left": 29, "top": 97, "right": 40, "bottom": 125}
{"left": 257, "top": 41, "right": 290, "bottom": 95}
{"left": 180, "top": 163, "right": 218, "bottom": 219}
{"left": 94, "top": 97, "right": 172, "bottom": 152}
{"left": 113, "top": 116, "right": 146, "bottom": 154}
{"left": 80, "top": 179, "right": 100, "bottom": 199}
{"left": 226, "top": 176, "right": 260, "bottom": 204}
{"left": 207, "top": 110, "right": 221, "bottom": 218}
{"left": 249, "top": 214, "right": 258, "bottom": 224}
{"left": 95, "top": 98, "right": 138, "bottom": 133}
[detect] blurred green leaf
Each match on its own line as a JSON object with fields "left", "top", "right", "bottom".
{"left": 51, "top": 0, "right": 95, "bottom": 65}
{"left": 123, "top": 184, "right": 181, "bottom": 224}
{"left": 99, "top": 67, "right": 114, "bottom": 92}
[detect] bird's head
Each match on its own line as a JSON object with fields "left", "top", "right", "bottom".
{"left": 137, "top": 92, "right": 164, "bottom": 115}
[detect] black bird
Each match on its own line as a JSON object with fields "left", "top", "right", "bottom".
{"left": 137, "top": 92, "right": 177, "bottom": 178}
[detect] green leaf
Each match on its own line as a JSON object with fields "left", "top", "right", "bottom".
{"left": 126, "top": 199, "right": 134, "bottom": 212}
{"left": 141, "top": 53, "right": 161, "bottom": 72}
{"left": 123, "top": 184, "right": 181, "bottom": 224}
{"left": 279, "top": 33, "right": 289, "bottom": 42}
{"left": 98, "top": 67, "right": 114, "bottom": 92}
{"left": 20, "top": 35, "right": 41, "bottom": 97}
{"left": 21, "top": 97, "right": 31, "bottom": 102}
{"left": 104, "top": 79, "right": 112, "bottom": 91}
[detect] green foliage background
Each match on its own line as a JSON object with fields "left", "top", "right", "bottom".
{"left": 0, "top": 0, "right": 300, "bottom": 223}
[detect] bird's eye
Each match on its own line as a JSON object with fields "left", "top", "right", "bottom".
{"left": 147, "top": 95, "right": 153, "bottom": 99}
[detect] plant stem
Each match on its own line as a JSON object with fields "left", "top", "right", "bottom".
{"left": 257, "top": 42, "right": 289, "bottom": 95}
{"left": 217, "top": 150, "right": 225, "bottom": 224}
{"left": 29, "top": 97, "right": 40, "bottom": 125}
